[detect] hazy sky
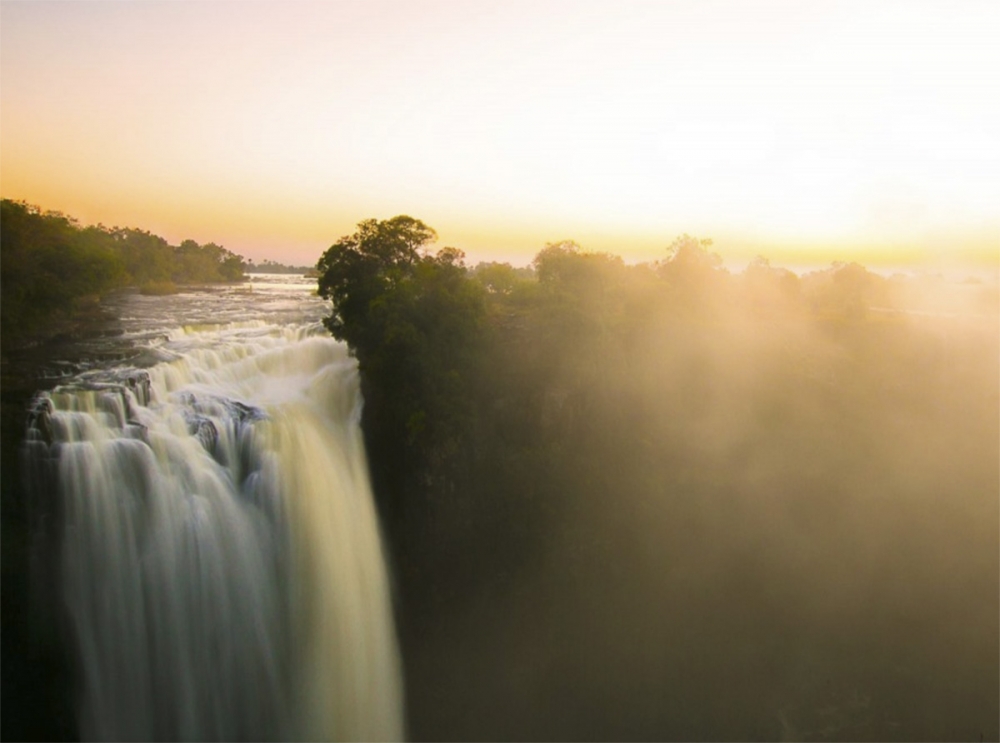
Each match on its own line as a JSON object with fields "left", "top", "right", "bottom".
{"left": 2, "top": 0, "right": 998, "bottom": 268}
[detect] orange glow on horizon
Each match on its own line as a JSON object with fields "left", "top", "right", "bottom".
{"left": 2, "top": 1, "right": 998, "bottom": 272}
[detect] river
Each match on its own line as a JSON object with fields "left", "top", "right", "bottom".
{"left": 13, "top": 275, "right": 402, "bottom": 740}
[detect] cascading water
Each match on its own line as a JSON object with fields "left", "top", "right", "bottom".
{"left": 22, "top": 277, "right": 402, "bottom": 741}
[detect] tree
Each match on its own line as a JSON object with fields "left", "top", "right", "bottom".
{"left": 110, "top": 228, "right": 173, "bottom": 285}
{"left": 317, "top": 216, "right": 437, "bottom": 348}
{"left": 656, "top": 234, "right": 728, "bottom": 313}
{"left": 316, "top": 217, "right": 486, "bottom": 490}
{"left": 0, "top": 199, "right": 125, "bottom": 342}
{"left": 172, "top": 240, "right": 245, "bottom": 283}
{"left": 741, "top": 255, "right": 802, "bottom": 315}
{"left": 1, "top": 199, "right": 250, "bottom": 346}
{"left": 802, "top": 261, "right": 887, "bottom": 320}
{"left": 472, "top": 262, "right": 525, "bottom": 296}
{"left": 217, "top": 248, "right": 246, "bottom": 281}
{"left": 658, "top": 234, "right": 721, "bottom": 281}
{"left": 175, "top": 239, "right": 215, "bottom": 283}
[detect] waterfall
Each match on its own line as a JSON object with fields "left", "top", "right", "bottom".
{"left": 24, "top": 320, "right": 402, "bottom": 741}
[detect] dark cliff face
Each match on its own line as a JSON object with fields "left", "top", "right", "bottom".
{"left": 1, "top": 372, "right": 77, "bottom": 742}
{"left": 1, "top": 305, "right": 138, "bottom": 742}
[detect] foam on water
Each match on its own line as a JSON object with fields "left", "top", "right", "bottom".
{"left": 25, "top": 282, "right": 401, "bottom": 740}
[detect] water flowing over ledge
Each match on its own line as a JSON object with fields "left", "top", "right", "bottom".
{"left": 23, "top": 280, "right": 403, "bottom": 740}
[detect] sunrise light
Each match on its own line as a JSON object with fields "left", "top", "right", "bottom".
{"left": 2, "top": 0, "right": 997, "bottom": 270}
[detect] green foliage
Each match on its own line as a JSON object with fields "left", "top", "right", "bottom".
{"left": 109, "top": 227, "right": 174, "bottom": 285}
{"left": 318, "top": 221, "right": 997, "bottom": 740}
{"left": 655, "top": 233, "right": 730, "bottom": 315}
{"left": 1, "top": 200, "right": 124, "bottom": 340}
{"left": 172, "top": 239, "right": 245, "bottom": 283}
{"left": 741, "top": 255, "right": 802, "bottom": 317}
{"left": 0, "top": 199, "right": 248, "bottom": 348}
{"left": 471, "top": 261, "right": 532, "bottom": 295}
{"left": 246, "top": 259, "right": 315, "bottom": 274}
{"left": 317, "top": 217, "right": 487, "bottom": 503}
{"left": 317, "top": 215, "right": 436, "bottom": 345}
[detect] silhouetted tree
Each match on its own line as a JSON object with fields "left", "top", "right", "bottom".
{"left": 316, "top": 217, "right": 487, "bottom": 530}
{"left": 317, "top": 216, "right": 436, "bottom": 348}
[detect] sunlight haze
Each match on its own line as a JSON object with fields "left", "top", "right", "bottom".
{"left": 2, "top": 0, "right": 998, "bottom": 270}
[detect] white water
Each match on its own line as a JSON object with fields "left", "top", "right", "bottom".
{"left": 26, "top": 279, "right": 402, "bottom": 740}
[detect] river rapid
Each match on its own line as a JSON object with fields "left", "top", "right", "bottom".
{"left": 19, "top": 275, "right": 403, "bottom": 740}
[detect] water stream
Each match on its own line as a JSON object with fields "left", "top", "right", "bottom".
{"left": 22, "top": 275, "right": 402, "bottom": 740}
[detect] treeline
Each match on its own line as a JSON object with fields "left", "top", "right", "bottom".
{"left": 245, "top": 258, "right": 317, "bottom": 274}
{"left": 318, "top": 217, "right": 999, "bottom": 740}
{"left": 0, "top": 199, "right": 247, "bottom": 346}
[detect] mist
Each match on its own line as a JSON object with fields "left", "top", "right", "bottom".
{"left": 3, "top": 0, "right": 998, "bottom": 737}
{"left": 2, "top": 212, "right": 995, "bottom": 742}
{"left": 349, "top": 233, "right": 999, "bottom": 741}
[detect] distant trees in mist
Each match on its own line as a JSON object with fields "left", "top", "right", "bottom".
{"left": 244, "top": 258, "right": 317, "bottom": 275}
{"left": 318, "top": 215, "right": 998, "bottom": 741}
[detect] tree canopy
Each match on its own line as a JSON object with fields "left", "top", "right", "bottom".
{"left": 317, "top": 215, "right": 438, "bottom": 347}
{"left": 0, "top": 199, "right": 248, "bottom": 347}
{"left": 315, "top": 220, "right": 997, "bottom": 742}
{"left": 316, "top": 216, "right": 488, "bottom": 503}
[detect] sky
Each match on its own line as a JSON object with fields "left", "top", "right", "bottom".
{"left": 2, "top": 0, "right": 998, "bottom": 270}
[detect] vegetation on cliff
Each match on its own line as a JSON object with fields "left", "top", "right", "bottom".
{"left": 318, "top": 216, "right": 998, "bottom": 740}
{"left": 0, "top": 199, "right": 247, "bottom": 348}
